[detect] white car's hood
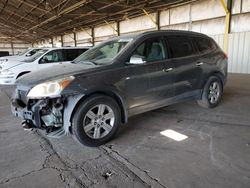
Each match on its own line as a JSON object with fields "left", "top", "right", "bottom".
{"left": 0, "top": 60, "right": 25, "bottom": 71}
{"left": 0, "top": 55, "right": 26, "bottom": 62}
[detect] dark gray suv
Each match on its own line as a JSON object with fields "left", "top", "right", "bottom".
{"left": 11, "top": 30, "right": 228, "bottom": 146}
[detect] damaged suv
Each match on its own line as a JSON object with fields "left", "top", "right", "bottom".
{"left": 11, "top": 30, "right": 227, "bottom": 146}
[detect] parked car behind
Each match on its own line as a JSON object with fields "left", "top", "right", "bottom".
{"left": 0, "top": 51, "right": 10, "bottom": 57}
{"left": 0, "top": 47, "right": 89, "bottom": 85}
{"left": 0, "top": 48, "right": 42, "bottom": 63}
{"left": 11, "top": 30, "right": 228, "bottom": 147}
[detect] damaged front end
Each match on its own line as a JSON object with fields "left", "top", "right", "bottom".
{"left": 11, "top": 88, "right": 84, "bottom": 138}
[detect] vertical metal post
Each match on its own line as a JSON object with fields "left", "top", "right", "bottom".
{"left": 51, "top": 37, "right": 54, "bottom": 47}
{"left": 220, "top": 0, "right": 232, "bottom": 53}
{"left": 142, "top": 9, "right": 158, "bottom": 29}
{"left": 156, "top": 10, "right": 160, "bottom": 30}
{"left": 227, "top": 0, "right": 232, "bottom": 33}
{"left": 91, "top": 27, "right": 95, "bottom": 46}
{"left": 10, "top": 38, "right": 14, "bottom": 55}
{"left": 73, "top": 32, "right": 77, "bottom": 47}
{"left": 104, "top": 20, "right": 119, "bottom": 35}
{"left": 61, "top": 35, "right": 64, "bottom": 47}
{"left": 117, "top": 21, "right": 120, "bottom": 36}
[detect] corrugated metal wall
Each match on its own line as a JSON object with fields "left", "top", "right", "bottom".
{"left": 228, "top": 32, "right": 250, "bottom": 74}
{"left": 0, "top": 38, "right": 32, "bottom": 55}
{"left": 211, "top": 32, "right": 250, "bottom": 74}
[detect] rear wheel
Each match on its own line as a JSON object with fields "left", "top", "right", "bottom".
{"left": 72, "top": 95, "right": 121, "bottom": 147}
{"left": 197, "top": 76, "right": 223, "bottom": 108}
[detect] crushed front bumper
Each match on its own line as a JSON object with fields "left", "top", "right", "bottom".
{"left": 11, "top": 89, "right": 85, "bottom": 138}
{"left": 11, "top": 98, "right": 43, "bottom": 128}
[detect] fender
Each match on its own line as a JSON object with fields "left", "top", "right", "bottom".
{"left": 63, "top": 88, "right": 128, "bottom": 135}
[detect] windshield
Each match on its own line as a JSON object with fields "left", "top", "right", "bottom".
{"left": 18, "top": 49, "right": 30, "bottom": 56}
{"left": 22, "top": 49, "right": 48, "bottom": 62}
{"left": 73, "top": 37, "right": 133, "bottom": 65}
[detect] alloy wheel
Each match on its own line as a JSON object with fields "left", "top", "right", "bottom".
{"left": 208, "top": 81, "right": 220, "bottom": 104}
{"left": 83, "top": 104, "right": 115, "bottom": 139}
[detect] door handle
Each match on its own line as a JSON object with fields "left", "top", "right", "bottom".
{"left": 163, "top": 68, "right": 173, "bottom": 72}
{"left": 196, "top": 62, "right": 204, "bottom": 66}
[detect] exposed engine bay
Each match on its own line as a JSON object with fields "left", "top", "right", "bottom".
{"left": 14, "top": 97, "right": 65, "bottom": 134}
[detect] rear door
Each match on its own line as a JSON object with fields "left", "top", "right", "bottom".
{"left": 64, "top": 49, "right": 88, "bottom": 61}
{"left": 166, "top": 35, "right": 202, "bottom": 96}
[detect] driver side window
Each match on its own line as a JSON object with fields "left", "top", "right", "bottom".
{"left": 131, "top": 38, "right": 167, "bottom": 63}
{"left": 40, "top": 50, "right": 64, "bottom": 64}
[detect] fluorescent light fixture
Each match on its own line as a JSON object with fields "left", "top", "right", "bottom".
{"left": 160, "top": 129, "right": 188, "bottom": 141}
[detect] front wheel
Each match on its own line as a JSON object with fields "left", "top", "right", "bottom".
{"left": 72, "top": 95, "right": 121, "bottom": 147}
{"left": 197, "top": 76, "right": 223, "bottom": 108}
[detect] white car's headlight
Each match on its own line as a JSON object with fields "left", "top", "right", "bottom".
{"left": 0, "top": 69, "right": 14, "bottom": 75}
{"left": 0, "top": 59, "right": 8, "bottom": 63}
{"left": 27, "top": 76, "right": 75, "bottom": 99}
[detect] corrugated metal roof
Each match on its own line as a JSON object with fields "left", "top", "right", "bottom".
{"left": 0, "top": 0, "right": 195, "bottom": 42}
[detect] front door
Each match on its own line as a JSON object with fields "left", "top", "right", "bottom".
{"left": 38, "top": 49, "right": 66, "bottom": 71}
{"left": 125, "top": 37, "right": 175, "bottom": 111}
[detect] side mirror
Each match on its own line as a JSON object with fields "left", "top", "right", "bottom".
{"left": 128, "top": 55, "right": 146, "bottom": 65}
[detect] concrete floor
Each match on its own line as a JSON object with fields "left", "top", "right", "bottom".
{"left": 0, "top": 73, "right": 250, "bottom": 188}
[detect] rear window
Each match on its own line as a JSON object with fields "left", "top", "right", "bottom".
{"left": 194, "top": 37, "right": 216, "bottom": 53}
{"left": 166, "top": 36, "right": 196, "bottom": 58}
{"left": 65, "top": 49, "right": 88, "bottom": 61}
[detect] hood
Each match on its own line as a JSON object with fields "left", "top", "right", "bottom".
{"left": 0, "top": 60, "right": 25, "bottom": 70}
{"left": 16, "top": 62, "right": 99, "bottom": 87}
{"left": 0, "top": 55, "right": 24, "bottom": 61}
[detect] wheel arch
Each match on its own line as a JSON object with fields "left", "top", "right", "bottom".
{"left": 199, "top": 71, "right": 225, "bottom": 99}
{"left": 16, "top": 71, "right": 31, "bottom": 79}
{"left": 69, "top": 90, "right": 128, "bottom": 126}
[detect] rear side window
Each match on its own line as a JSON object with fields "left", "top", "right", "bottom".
{"left": 65, "top": 49, "right": 88, "bottom": 61}
{"left": 166, "top": 36, "right": 196, "bottom": 58}
{"left": 194, "top": 37, "right": 215, "bottom": 53}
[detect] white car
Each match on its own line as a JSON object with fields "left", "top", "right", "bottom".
{"left": 0, "top": 47, "right": 89, "bottom": 85}
{"left": 0, "top": 48, "right": 42, "bottom": 63}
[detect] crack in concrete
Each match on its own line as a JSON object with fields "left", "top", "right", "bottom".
{"left": 35, "top": 131, "right": 88, "bottom": 188}
{"left": 100, "top": 145, "right": 168, "bottom": 188}
{"left": 0, "top": 168, "right": 45, "bottom": 185}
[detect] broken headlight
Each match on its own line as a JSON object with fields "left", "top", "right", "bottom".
{"left": 27, "top": 76, "right": 75, "bottom": 99}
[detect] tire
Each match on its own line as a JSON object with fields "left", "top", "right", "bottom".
{"left": 197, "top": 76, "right": 223, "bottom": 108}
{"left": 72, "top": 95, "right": 121, "bottom": 147}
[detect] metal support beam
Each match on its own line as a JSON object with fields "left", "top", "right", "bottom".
{"left": 156, "top": 11, "right": 160, "bottom": 30}
{"left": 73, "top": 32, "right": 77, "bottom": 47}
{"left": 220, "top": 0, "right": 232, "bottom": 53}
{"left": 142, "top": 9, "right": 158, "bottom": 29}
{"left": 91, "top": 27, "right": 95, "bottom": 46}
{"left": 51, "top": 37, "right": 54, "bottom": 47}
{"left": 16, "top": 0, "right": 90, "bottom": 38}
{"left": 61, "top": 35, "right": 64, "bottom": 47}
{"left": 10, "top": 38, "right": 14, "bottom": 55}
{"left": 117, "top": 21, "right": 120, "bottom": 36}
{"left": 104, "top": 20, "right": 118, "bottom": 35}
